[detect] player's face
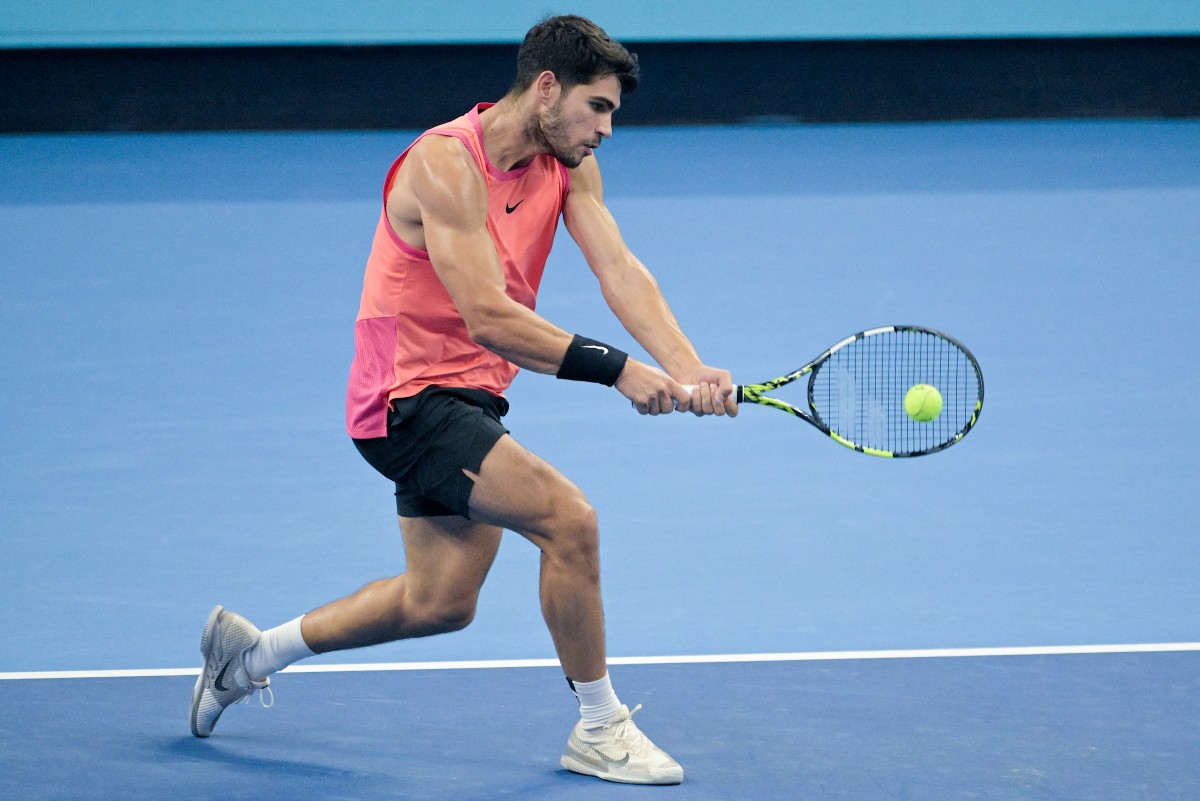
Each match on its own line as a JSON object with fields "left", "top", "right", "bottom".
{"left": 535, "top": 75, "right": 621, "bottom": 168}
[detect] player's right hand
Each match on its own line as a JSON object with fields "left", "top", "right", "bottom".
{"left": 615, "top": 359, "right": 691, "bottom": 416}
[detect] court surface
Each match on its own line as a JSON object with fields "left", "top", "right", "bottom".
{"left": 2, "top": 118, "right": 1198, "bottom": 799}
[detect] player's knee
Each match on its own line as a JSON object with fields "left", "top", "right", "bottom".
{"left": 420, "top": 596, "right": 479, "bottom": 635}
{"left": 399, "top": 584, "right": 480, "bottom": 636}
{"left": 550, "top": 496, "right": 600, "bottom": 574}
{"left": 434, "top": 602, "right": 477, "bottom": 633}
{"left": 559, "top": 493, "right": 598, "bottom": 540}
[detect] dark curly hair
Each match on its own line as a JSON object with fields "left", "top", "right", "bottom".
{"left": 511, "top": 15, "right": 640, "bottom": 94}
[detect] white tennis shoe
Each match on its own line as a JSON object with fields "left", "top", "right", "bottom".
{"left": 561, "top": 704, "right": 684, "bottom": 785}
{"left": 189, "top": 605, "right": 273, "bottom": 737}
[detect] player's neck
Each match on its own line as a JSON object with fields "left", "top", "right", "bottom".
{"left": 478, "top": 96, "right": 541, "bottom": 172}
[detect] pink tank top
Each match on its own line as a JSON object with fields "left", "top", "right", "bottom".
{"left": 346, "top": 103, "right": 570, "bottom": 438}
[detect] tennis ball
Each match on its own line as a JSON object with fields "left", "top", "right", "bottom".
{"left": 904, "top": 384, "right": 943, "bottom": 422}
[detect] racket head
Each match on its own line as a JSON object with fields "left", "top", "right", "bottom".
{"left": 802, "top": 325, "right": 984, "bottom": 457}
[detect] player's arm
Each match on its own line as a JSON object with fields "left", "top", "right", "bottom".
{"left": 403, "top": 136, "right": 572, "bottom": 373}
{"left": 563, "top": 157, "right": 737, "bottom": 416}
{"left": 404, "top": 137, "right": 688, "bottom": 413}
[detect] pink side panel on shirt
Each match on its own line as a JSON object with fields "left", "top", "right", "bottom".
{"left": 346, "top": 316, "right": 400, "bottom": 438}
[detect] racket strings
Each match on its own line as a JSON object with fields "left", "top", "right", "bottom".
{"left": 811, "top": 330, "right": 981, "bottom": 456}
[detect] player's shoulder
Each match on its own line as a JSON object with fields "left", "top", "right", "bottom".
{"left": 407, "top": 134, "right": 478, "bottom": 174}
{"left": 566, "top": 155, "right": 603, "bottom": 196}
{"left": 401, "top": 134, "right": 484, "bottom": 197}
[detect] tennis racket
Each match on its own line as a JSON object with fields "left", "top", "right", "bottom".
{"left": 688, "top": 325, "right": 984, "bottom": 457}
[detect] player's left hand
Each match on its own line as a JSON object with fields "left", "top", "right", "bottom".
{"left": 677, "top": 367, "right": 738, "bottom": 417}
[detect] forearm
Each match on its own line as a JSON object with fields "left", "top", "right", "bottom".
{"left": 471, "top": 300, "right": 632, "bottom": 389}
{"left": 598, "top": 258, "right": 702, "bottom": 379}
{"left": 468, "top": 300, "right": 574, "bottom": 374}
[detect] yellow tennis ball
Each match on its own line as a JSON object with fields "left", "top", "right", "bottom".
{"left": 904, "top": 384, "right": 943, "bottom": 422}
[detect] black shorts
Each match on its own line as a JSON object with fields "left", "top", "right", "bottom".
{"left": 353, "top": 386, "right": 510, "bottom": 519}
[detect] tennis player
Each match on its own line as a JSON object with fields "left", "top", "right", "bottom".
{"left": 189, "top": 15, "right": 736, "bottom": 785}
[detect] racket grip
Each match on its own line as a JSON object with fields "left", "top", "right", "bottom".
{"left": 679, "top": 384, "right": 744, "bottom": 403}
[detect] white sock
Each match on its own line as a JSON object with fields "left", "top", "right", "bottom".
{"left": 244, "top": 615, "right": 315, "bottom": 679}
{"left": 568, "top": 673, "right": 622, "bottom": 729}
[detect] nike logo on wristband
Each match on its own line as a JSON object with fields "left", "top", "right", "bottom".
{"left": 582, "top": 345, "right": 610, "bottom": 355}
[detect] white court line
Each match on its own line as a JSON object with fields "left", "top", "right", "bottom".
{"left": 2, "top": 642, "right": 1198, "bottom": 682}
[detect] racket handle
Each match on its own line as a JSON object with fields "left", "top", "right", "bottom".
{"left": 679, "top": 384, "right": 744, "bottom": 403}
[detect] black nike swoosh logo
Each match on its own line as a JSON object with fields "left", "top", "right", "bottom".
{"left": 576, "top": 746, "right": 631, "bottom": 768}
{"left": 505, "top": 200, "right": 524, "bottom": 214}
{"left": 214, "top": 660, "right": 233, "bottom": 692}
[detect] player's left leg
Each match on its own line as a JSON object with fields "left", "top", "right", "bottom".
{"left": 191, "top": 515, "right": 503, "bottom": 738}
{"left": 300, "top": 514, "right": 503, "bottom": 651}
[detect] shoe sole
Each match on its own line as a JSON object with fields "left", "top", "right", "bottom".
{"left": 189, "top": 604, "right": 224, "bottom": 738}
{"left": 560, "top": 753, "right": 683, "bottom": 785}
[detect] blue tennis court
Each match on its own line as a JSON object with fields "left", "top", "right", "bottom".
{"left": 2, "top": 119, "right": 1198, "bottom": 799}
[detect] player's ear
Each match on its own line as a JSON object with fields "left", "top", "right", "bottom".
{"left": 534, "top": 70, "right": 561, "bottom": 104}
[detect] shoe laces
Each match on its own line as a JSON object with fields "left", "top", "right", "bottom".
{"left": 235, "top": 676, "right": 274, "bottom": 709}
{"left": 605, "top": 704, "right": 651, "bottom": 754}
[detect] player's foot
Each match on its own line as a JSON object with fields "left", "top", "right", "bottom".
{"left": 560, "top": 704, "right": 684, "bottom": 785}
{"left": 189, "top": 605, "right": 273, "bottom": 737}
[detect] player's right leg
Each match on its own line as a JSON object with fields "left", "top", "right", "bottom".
{"left": 462, "top": 434, "right": 606, "bottom": 683}
{"left": 463, "top": 434, "right": 683, "bottom": 785}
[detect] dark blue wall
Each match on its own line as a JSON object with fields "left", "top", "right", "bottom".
{"left": 1, "top": 37, "right": 1197, "bottom": 132}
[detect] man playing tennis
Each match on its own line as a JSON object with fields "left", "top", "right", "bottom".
{"left": 189, "top": 14, "right": 736, "bottom": 785}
